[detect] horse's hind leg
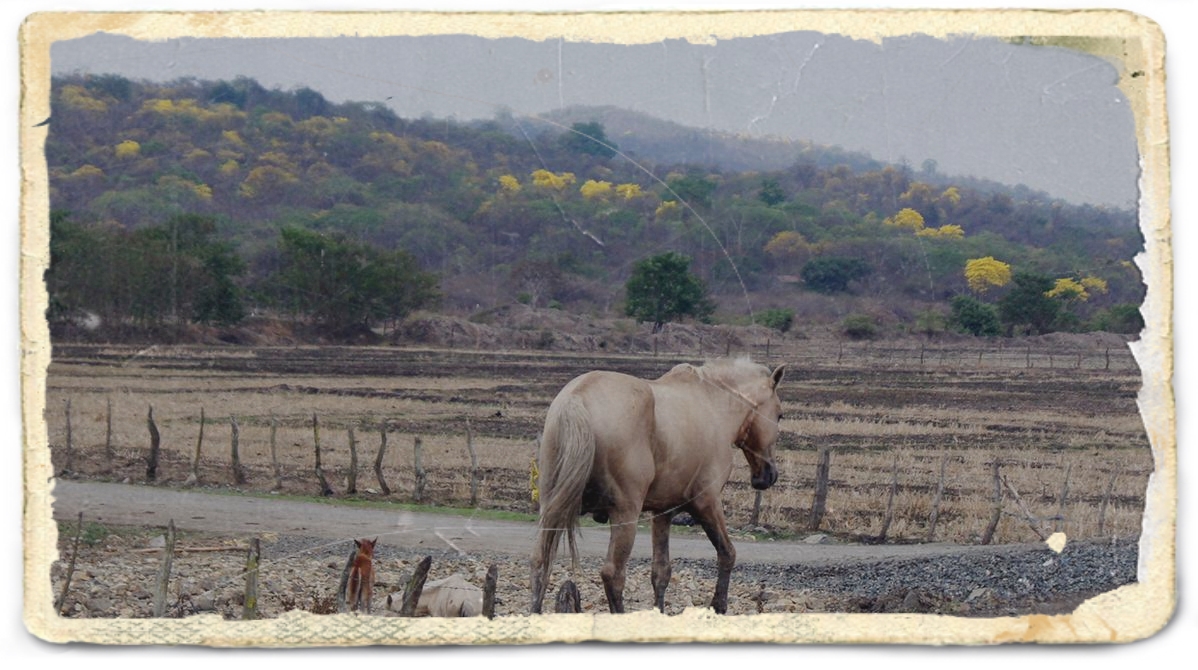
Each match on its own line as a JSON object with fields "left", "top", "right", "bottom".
{"left": 693, "top": 502, "right": 737, "bottom": 615}
{"left": 600, "top": 507, "right": 639, "bottom": 613}
{"left": 530, "top": 553, "right": 550, "bottom": 614}
{"left": 650, "top": 513, "right": 673, "bottom": 613}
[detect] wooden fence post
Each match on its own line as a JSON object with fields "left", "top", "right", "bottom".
{"left": 61, "top": 398, "right": 73, "bottom": 475}
{"left": 1055, "top": 463, "right": 1072, "bottom": 533}
{"left": 750, "top": 490, "right": 763, "bottom": 527}
{"left": 1097, "top": 465, "right": 1123, "bottom": 536}
{"left": 482, "top": 564, "right": 499, "bottom": 619}
{"left": 55, "top": 512, "right": 84, "bottom": 615}
{"left": 185, "top": 407, "right": 205, "bottom": 487}
{"left": 399, "top": 556, "right": 433, "bottom": 617}
{"left": 146, "top": 405, "right": 161, "bottom": 483}
{"left": 230, "top": 415, "right": 246, "bottom": 485}
{"left": 877, "top": 454, "right": 899, "bottom": 542}
{"left": 242, "top": 538, "right": 261, "bottom": 620}
{"left": 413, "top": 436, "right": 427, "bottom": 503}
{"left": 374, "top": 420, "right": 391, "bottom": 496}
{"left": 313, "top": 413, "right": 334, "bottom": 497}
{"left": 1001, "top": 475, "right": 1048, "bottom": 541}
{"left": 269, "top": 413, "right": 282, "bottom": 491}
{"left": 466, "top": 419, "right": 479, "bottom": 507}
{"left": 980, "top": 459, "right": 1002, "bottom": 545}
{"left": 927, "top": 454, "right": 947, "bottom": 542}
{"left": 346, "top": 426, "right": 359, "bottom": 495}
{"left": 808, "top": 448, "right": 831, "bottom": 531}
{"left": 152, "top": 519, "right": 177, "bottom": 617}
{"left": 104, "top": 396, "right": 114, "bottom": 460}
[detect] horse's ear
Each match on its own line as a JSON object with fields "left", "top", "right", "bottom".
{"left": 354, "top": 539, "right": 362, "bottom": 548}
{"left": 770, "top": 364, "right": 787, "bottom": 389}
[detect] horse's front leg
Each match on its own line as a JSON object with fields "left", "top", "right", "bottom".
{"left": 601, "top": 506, "right": 639, "bottom": 613}
{"left": 650, "top": 512, "right": 674, "bottom": 613}
{"left": 692, "top": 502, "right": 736, "bottom": 614}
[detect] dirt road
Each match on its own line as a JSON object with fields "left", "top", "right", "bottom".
{"left": 50, "top": 479, "right": 1039, "bottom": 565}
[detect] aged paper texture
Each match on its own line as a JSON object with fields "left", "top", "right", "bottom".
{"left": 20, "top": 8, "right": 1173, "bottom": 647}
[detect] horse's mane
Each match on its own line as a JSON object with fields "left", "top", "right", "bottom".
{"left": 693, "top": 357, "right": 769, "bottom": 387}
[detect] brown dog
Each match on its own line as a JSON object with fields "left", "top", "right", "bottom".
{"left": 346, "top": 538, "right": 377, "bottom": 614}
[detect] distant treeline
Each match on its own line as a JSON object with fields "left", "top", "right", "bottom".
{"left": 44, "top": 73, "right": 1145, "bottom": 339}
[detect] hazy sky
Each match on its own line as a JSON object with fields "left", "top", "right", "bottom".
{"left": 49, "top": 29, "right": 1141, "bottom": 209}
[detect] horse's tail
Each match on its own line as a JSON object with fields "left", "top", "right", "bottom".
{"left": 531, "top": 394, "right": 594, "bottom": 612}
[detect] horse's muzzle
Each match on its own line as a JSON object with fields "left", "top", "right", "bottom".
{"left": 751, "top": 462, "right": 778, "bottom": 490}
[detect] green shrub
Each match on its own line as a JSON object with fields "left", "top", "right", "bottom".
{"left": 755, "top": 308, "right": 795, "bottom": 333}
{"left": 841, "top": 314, "right": 878, "bottom": 340}
{"left": 914, "top": 309, "right": 947, "bottom": 336}
{"left": 800, "top": 256, "right": 872, "bottom": 294}
{"left": 1090, "top": 303, "right": 1144, "bottom": 334}
{"left": 950, "top": 295, "right": 1001, "bottom": 336}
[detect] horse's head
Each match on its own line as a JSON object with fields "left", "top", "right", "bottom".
{"left": 735, "top": 364, "right": 786, "bottom": 490}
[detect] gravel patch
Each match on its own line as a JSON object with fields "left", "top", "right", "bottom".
{"left": 52, "top": 527, "right": 1139, "bottom": 620}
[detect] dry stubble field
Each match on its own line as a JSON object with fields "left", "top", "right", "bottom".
{"left": 43, "top": 338, "right": 1153, "bottom": 546}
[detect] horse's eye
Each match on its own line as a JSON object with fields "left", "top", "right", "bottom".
{"left": 777, "top": 414, "right": 784, "bottom": 423}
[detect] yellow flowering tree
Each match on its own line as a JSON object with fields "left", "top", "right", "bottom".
{"left": 114, "top": 140, "right": 141, "bottom": 159}
{"left": 1047, "top": 276, "right": 1108, "bottom": 302}
{"left": 60, "top": 85, "right": 108, "bottom": 113}
{"left": 497, "top": 174, "right": 521, "bottom": 194}
{"left": 654, "top": 200, "right": 679, "bottom": 220}
{"left": 530, "top": 169, "right": 575, "bottom": 190}
{"left": 615, "top": 183, "right": 642, "bottom": 200}
{"left": 580, "top": 179, "right": 613, "bottom": 200}
{"left": 1081, "top": 276, "right": 1109, "bottom": 295}
{"left": 915, "top": 224, "right": 965, "bottom": 239}
{"left": 763, "top": 230, "right": 813, "bottom": 261}
{"left": 1046, "top": 277, "right": 1087, "bottom": 301}
{"left": 964, "top": 257, "right": 1012, "bottom": 293}
{"left": 884, "top": 207, "right": 925, "bottom": 233}
{"left": 939, "top": 186, "right": 962, "bottom": 206}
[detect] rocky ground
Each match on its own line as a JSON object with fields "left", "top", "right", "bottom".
{"left": 51, "top": 525, "right": 1138, "bottom": 620}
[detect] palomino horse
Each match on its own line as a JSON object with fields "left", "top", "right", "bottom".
{"left": 530, "top": 358, "right": 786, "bottom": 614}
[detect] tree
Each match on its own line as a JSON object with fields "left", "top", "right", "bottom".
{"left": 579, "top": 179, "right": 613, "bottom": 200}
{"left": 884, "top": 208, "right": 925, "bottom": 232}
{"left": 560, "top": 121, "right": 617, "bottom": 159}
{"left": 758, "top": 178, "right": 786, "bottom": 206}
{"left": 800, "top": 256, "right": 872, "bottom": 294}
{"left": 998, "top": 272, "right": 1059, "bottom": 335}
{"left": 663, "top": 173, "right": 717, "bottom": 211}
{"left": 275, "top": 227, "right": 438, "bottom": 334}
{"left": 964, "top": 256, "right": 1012, "bottom": 293}
{"left": 1091, "top": 303, "right": 1143, "bottom": 334}
{"left": 950, "top": 295, "right": 1001, "bottom": 336}
{"left": 624, "top": 252, "right": 714, "bottom": 333}
{"left": 510, "top": 258, "right": 563, "bottom": 310}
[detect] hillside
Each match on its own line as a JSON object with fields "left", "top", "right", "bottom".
{"left": 43, "top": 74, "right": 1144, "bottom": 342}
